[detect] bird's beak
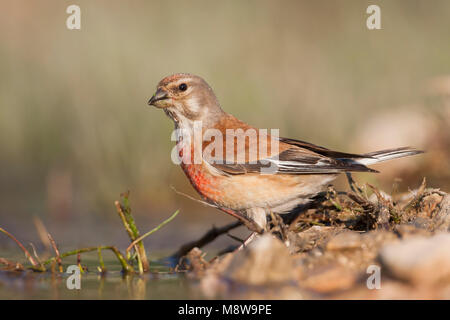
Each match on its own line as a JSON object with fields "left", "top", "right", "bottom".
{"left": 148, "top": 88, "right": 169, "bottom": 107}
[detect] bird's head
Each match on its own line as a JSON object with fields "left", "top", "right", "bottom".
{"left": 148, "top": 73, "right": 224, "bottom": 128}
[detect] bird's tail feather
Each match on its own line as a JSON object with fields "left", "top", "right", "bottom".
{"left": 356, "top": 147, "right": 424, "bottom": 166}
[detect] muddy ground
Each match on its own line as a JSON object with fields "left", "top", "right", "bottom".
{"left": 182, "top": 179, "right": 450, "bottom": 299}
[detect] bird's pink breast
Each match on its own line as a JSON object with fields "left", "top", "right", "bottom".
{"left": 177, "top": 143, "right": 335, "bottom": 212}
{"left": 178, "top": 146, "right": 222, "bottom": 202}
{"left": 180, "top": 162, "right": 222, "bottom": 201}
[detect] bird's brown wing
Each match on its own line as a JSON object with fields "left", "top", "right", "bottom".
{"left": 206, "top": 114, "right": 377, "bottom": 175}
{"left": 278, "top": 137, "right": 370, "bottom": 159}
{"left": 208, "top": 138, "right": 377, "bottom": 176}
{"left": 211, "top": 147, "right": 377, "bottom": 175}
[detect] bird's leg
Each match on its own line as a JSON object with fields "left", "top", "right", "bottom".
{"left": 345, "top": 172, "right": 364, "bottom": 194}
{"left": 218, "top": 207, "right": 264, "bottom": 234}
{"left": 246, "top": 207, "right": 267, "bottom": 232}
{"left": 227, "top": 208, "right": 268, "bottom": 251}
{"left": 234, "top": 232, "right": 258, "bottom": 251}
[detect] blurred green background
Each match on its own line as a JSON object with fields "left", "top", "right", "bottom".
{"left": 1, "top": 0, "right": 449, "bottom": 249}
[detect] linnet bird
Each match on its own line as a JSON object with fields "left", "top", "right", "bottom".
{"left": 148, "top": 73, "right": 422, "bottom": 232}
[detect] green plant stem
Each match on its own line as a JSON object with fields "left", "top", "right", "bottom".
{"left": 115, "top": 197, "right": 149, "bottom": 273}
{"left": 126, "top": 210, "right": 180, "bottom": 253}
{"left": 42, "top": 246, "right": 133, "bottom": 273}
{"left": 97, "top": 247, "right": 106, "bottom": 273}
{"left": 122, "top": 194, "right": 148, "bottom": 273}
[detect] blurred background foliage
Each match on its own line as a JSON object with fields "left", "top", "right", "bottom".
{"left": 0, "top": 0, "right": 449, "bottom": 248}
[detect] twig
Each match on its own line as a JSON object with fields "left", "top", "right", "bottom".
{"left": 0, "top": 257, "right": 25, "bottom": 271}
{"left": 285, "top": 191, "right": 327, "bottom": 227}
{"left": 173, "top": 185, "right": 263, "bottom": 233}
{"left": 367, "top": 183, "right": 392, "bottom": 229}
{"left": 236, "top": 232, "right": 258, "bottom": 251}
{"left": 0, "top": 227, "right": 40, "bottom": 268}
{"left": 167, "top": 221, "right": 242, "bottom": 262}
{"left": 292, "top": 218, "right": 325, "bottom": 226}
{"left": 216, "top": 245, "right": 240, "bottom": 256}
{"left": 29, "top": 242, "right": 45, "bottom": 270}
{"left": 77, "top": 252, "right": 85, "bottom": 274}
{"left": 33, "top": 216, "right": 51, "bottom": 252}
{"left": 42, "top": 246, "right": 133, "bottom": 273}
{"left": 403, "top": 178, "right": 428, "bottom": 211}
{"left": 326, "top": 186, "right": 343, "bottom": 211}
{"left": 226, "top": 233, "right": 245, "bottom": 244}
{"left": 170, "top": 185, "right": 219, "bottom": 209}
{"left": 126, "top": 210, "right": 179, "bottom": 253}
{"left": 269, "top": 211, "right": 289, "bottom": 241}
{"left": 48, "top": 233, "right": 63, "bottom": 272}
{"left": 346, "top": 172, "right": 364, "bottom": 195}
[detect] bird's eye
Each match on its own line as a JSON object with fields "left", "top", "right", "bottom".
{"left": 178, "top": 83, "right": 187, "bottom": 91}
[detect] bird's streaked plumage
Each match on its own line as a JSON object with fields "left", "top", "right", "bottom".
{"left": 148, "top": 73, "right": 423, "bottom": 231}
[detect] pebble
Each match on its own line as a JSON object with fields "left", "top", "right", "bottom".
{"left": 432, "top": 194, "right": 450, "bottom": 232}
{"left": 379, "top": 233, "right": 450, "bottom": 285}
{"left": 326, "top": 231, "right": 363, "bottom": 251}
{"left": 222, "top": 234, "right": 297, "bottom": 285}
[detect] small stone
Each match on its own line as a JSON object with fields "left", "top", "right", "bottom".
{"left": 379, "top": 233, "right": 450, "bottom": 285}
{"left": 182, "top": 247, "right": 209, "bottom": 275}
{"left": 300, "top": 265, "right": 357, "bottom": 293}
{"left": 421, "top": 193, "right": 444, "bottom": 216}
{"left": 432, "top": 194, "right": 450, "bottom": 232}
{"left": 287, "top": 226, "right": 341, "bottom": 253}
{"left": 394, "top": 224, "right": 431, "bottom": 238}
{"left": 222, "top": 234, "right": 297, "bottom": 285}
{"left": 411, "top": 217, "right": 433, "bottom": 230}
{"left": 326, "top": 231, "right": 363, "bottom": 251}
